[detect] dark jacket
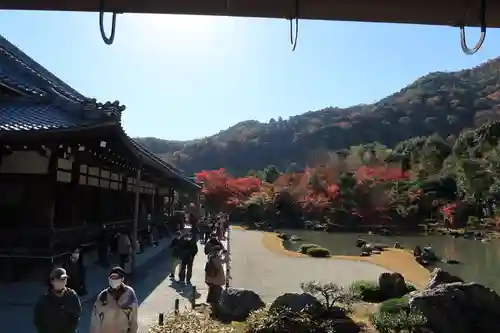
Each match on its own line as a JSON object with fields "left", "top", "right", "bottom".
{"left": 178, "top": 238, "right": 198, "bottom": 262}
{"left": 204, "top": 239, "right": 223, "bottom": 255}
{"left": 64, "top": 257, "right": 86, "bottom": 295}
{"left": 34, "top": 288, "right": 82, "bottom": 333}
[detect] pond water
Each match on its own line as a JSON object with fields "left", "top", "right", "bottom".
{"left": 280, "top": 229, "right": 500, "bottom": 292}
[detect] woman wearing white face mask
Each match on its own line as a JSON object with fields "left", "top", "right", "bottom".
{"left": 90, "top": 267, "right": 138, "bottom": 333}
{"left": 33, "top": 268, "right": 82, "bottom": 333}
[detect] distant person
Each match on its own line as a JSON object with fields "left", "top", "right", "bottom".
{"left": 178, "top": 234, "right": 198, "bottom": 284}
{"left": 204, "top": 236, "right": 223, "bottom": 256}
{"left": 90, "top": 267, "right": 138, "bottom": 333}
{"left": 117, "top": 232, "right": 132, "bottom": 269}
{"left": 205, "top": 245, "right": 229, "bottom": 307}
{"left": 64, "top": 247, "right": 87, "bottom": 296}
{"left": 169, "top": 231, "right": 182, "bottom": 279}
{"left": 97, "top": 226, "right": 110, "bottom": 267}
{"left": 34, "top": 268, "right": 82, "bottom": 333}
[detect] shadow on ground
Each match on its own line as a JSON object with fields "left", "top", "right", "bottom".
{"left": 169, "top": 280, "right": 202, "bottom": 300}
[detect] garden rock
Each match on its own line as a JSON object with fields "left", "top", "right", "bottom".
{"left": 409, "top": 282, "right": 500, "bottom": 333}
{"left": 356, "top": 239, "right": 367, "bottom": 247}
{"left": 378, "top": 272, "right": 408, "bottom": 298}
{"left": 217, "top": 288, "right": 265, "bottom": 321}
{"left": 270, "top": 292, "right": 324, "bottom": 316}
{"left": 426, "top": 268, "right": 463, "bottom": 289}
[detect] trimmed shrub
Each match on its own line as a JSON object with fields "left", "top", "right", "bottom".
{"left": 299, "top": 243, "right": 321, "bottom": 254}
{"left": 349, "top": 280, "right": 383, "bottom": 302}
{"left": 149, "top": 310, "right": 236, "bottom": 333}
{"left": 371, "top": 310, "right": 426, "bottom": 333}
{"left": 305, "top": 247, "right": 331, "bottom": 258}
{"left": 350, "top": 280, "right": 417, "bottom": 303}
{"left": 405, "top": 284, "right": 417, "bottom": 293}
{"left": 379, "top": 296, "right": 409, "bottom": 315}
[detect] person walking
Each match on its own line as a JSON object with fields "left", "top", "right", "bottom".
{"left": 205, "top": 245, "right": 229, "bottom": 308}
{"left": 34, "top": 268, "right": 82, "bottom": 333}
{"left": 178, "top": 234, "right": 198, "bottom": 284}
{"left": 90, "top": 267, "right": 138, "bottom": 333}
{"left": 117, "top": 232, "right": 132, "bottom": 270}
{"left": 204, "top": 236, "right": 223, "bottom": 256}
{"left": 168, "top": 231, "right": 182, "bottom": 279}
{"left": 64, "top": 247, "right": 87, "bottom": 296}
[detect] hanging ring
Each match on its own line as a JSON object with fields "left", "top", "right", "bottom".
{"left": 459, "top": 0, "right": 486, "bottom": 55}
{"left": 289, "top": 0, "right": 299, "bottom": 51}
{"left": 99, "top": 0, "right": 117, "bottom": 45}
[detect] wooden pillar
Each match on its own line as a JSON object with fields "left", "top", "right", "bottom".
{"left": 70, "top": 146, "right": 81, "bottom": 227}
{"left": 151, "top": 189, "right": 156, "bottom": 218}
{"left": 47, "top": 145, "right": 59, "bottom": 252}
{"left": 131, "top": 163, "right": 142, "bottom": 274}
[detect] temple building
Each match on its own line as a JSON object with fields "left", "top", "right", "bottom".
{"left": 0, "top": 35, "right": 199, "bottom": 281}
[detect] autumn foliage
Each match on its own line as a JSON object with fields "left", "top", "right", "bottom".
{"left": 195, "top": 163, "right": 420, "bottom": 226}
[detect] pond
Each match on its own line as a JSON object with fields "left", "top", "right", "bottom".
{"left": 280, "top": 229, "right": 500, "bottom": 292}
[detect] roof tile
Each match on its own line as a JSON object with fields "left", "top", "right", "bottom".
{"left": 0, "top": 102, "right": 81, "bottom": 131}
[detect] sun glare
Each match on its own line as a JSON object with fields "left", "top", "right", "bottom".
{"left": 129, "top": 14, "right": 228, "bottom": 46}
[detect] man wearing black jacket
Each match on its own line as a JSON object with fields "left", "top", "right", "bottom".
{"left": 64, "top": 247, "right": 87, "bottom": 296}
{"left": 178, "top": 234, "right": 198, "bottom": 284}
{"left": 33, "top": 268, "right": 82, "bottom": 333}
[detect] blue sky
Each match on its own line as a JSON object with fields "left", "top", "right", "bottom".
{"left": 0, "top": 10, "right": 499, "bottom": 140}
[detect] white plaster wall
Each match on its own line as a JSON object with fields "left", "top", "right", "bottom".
{"left": 0, "top": 150, "right": 49, "bottom": 174}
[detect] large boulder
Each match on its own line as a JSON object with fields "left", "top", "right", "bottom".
{"left": 378, "top": 272, "right": 408, "bottom": 298}
{"left": 270, "top": 292, "right": 324, "bottom": 316}
{"left": 426, "top": 268, "right": 463, "bottom": 289}
{"left": 409, "top": 282, "right": 500, "bottom": 333}
{"left": 217, "top": 288, "right": 265, "bottom": 321}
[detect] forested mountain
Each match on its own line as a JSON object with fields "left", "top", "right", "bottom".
{"left": 137, "top": 58, "right": 500, "bottom": 175}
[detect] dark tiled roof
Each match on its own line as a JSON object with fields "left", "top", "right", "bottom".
{"left": 0, "top": 101, "right": 82, "bottom": 131}
{"left": 0, "top": 35, "right": 85, "bottom": 103}
{"left": 0, "top": 35, "right": 197, "bottom": 189}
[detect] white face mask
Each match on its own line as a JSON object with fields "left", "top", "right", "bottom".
{"left": 109, "top": 278, "right": 122, "bottom": 289}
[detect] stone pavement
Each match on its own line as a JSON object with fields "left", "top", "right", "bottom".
{"left": 0, "top": 236, "right": 174, "bottom": 333}
{"left": 135, "top": 240, "right": 225, "bottom": 333}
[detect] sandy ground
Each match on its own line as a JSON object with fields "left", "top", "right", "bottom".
{"left": 229, "top": 228, "right": 390, "bottom": 302}
{"left": 258, "top": 229, "right": 430, "bottom": 288}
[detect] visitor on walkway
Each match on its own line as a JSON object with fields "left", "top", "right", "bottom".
{"left": 34, "top": 268, "right": 82, "bottom": 333}
{"left": 117, "top": 232, "right": 132, "bottom": 270}
{"left": 169, "top": 231, "right": 182, "bottom": 279}
{"left": 200, "top": 219, "right": 212, "bottom": 243}
{"left": 205, "top": 245, "right": 229, "bottom": 308}
{"left": 90, "top": 267, "right": 138, "bottom": 333}
{"left": 204, "top": 236, "right": 223, "bottom": 255}
{"left": 178, "top": 233, "right": 198, "bottom": 284}
{"left": 98, "top": 226, "right": 110, "bottom": 267}
{"left": 64, "top": 247, "right": 87, "bottom": 296}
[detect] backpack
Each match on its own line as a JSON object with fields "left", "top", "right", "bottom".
{"left": 205, "top": 257, "right": 218, "bottom": 278}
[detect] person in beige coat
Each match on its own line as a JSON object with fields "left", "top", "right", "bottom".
{"left": 205, "top": 245, "right": 228, "bottom": 306}
{"left": 90, "top": 267, "right": 138, "bottom": 333}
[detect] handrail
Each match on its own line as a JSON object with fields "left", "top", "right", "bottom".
{"left": 459, "top": 0, "right": 486, "bottom": 55}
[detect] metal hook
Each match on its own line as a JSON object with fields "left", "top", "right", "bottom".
{"left": 289, "top": 0, "right": 299, "bottom": 51}
{"left": 459, "top": 0, "right": 486, "bottom": 55}
{"left": 99, "top": 0, "right": 117, "bottom": 45}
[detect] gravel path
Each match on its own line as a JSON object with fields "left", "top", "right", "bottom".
{"left": 230, "top": 229, "right": 389, "bottom": 303}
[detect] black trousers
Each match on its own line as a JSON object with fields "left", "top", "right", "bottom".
{"left": 206, "top": 283, "right": 223, "bottom": 304}
{"left": 119, "top": 254, "right": 129, "bottom": 269}
{"left": 179, "top": 257, "right": 194, "bottom": 282}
